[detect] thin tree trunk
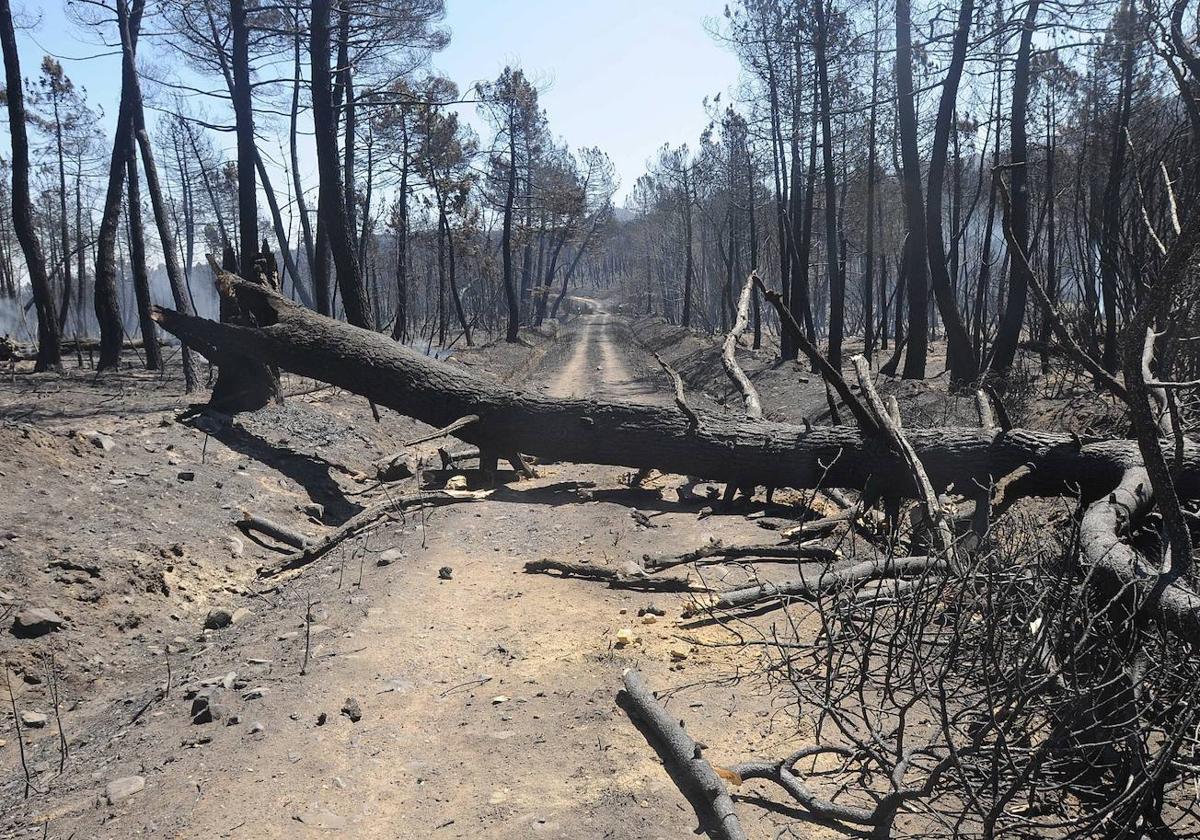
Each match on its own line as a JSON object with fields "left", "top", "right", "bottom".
{"left": 896, "top": 0, "right": 930, "bottom": 379}
{"left": 125, "top": 146, "right": 161, "bottom": 369}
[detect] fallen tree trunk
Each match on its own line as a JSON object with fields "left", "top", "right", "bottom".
{"left": 149, "top": 280, "right": 1200, "bottom": 503}
{"left": 150, "top": 280, "right": 1200, "bottom": 642}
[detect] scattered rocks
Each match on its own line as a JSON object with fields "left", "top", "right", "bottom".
{"left": 190, "top": 689, "right": 227, "bottom": 725}
{"left": 203, "top": 608, "right": 232, "bottom": 630}
{"left": 19, "top": 711, "right": 47, "bottom": 729}
{"left": 105, "top": 775, "right": 145, "bottom": 804}
{"left": 341, "top": 697, "right": 362, "bottom": 723}
{"left": 438, "top": 566, "right": 454, "bottom": 580}
{"left": 11, "top": 607, "right": 64, "bottom": 638}
{"left": 637, "top": 604, "right": 666, "bottom": 617}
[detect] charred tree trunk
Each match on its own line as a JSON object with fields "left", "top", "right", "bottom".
{"left": 990, "top": 0, "right": 1041, "bottom": 377}
{"left": 924, "top": 0, "right": 980, "bottom": 385}
{"left": 0, "top": 0, "right": 62, "bottom": 370}
{"left": 124, "top": 147, "right": 161, "bottom": 370}
{"left": 310, "top": 0, "right": 370, "bottom": 328}
{"left": 896, "top": 0, "right": 930, "bottom": 379}
{"left": 94, "top": 0, "right": 146, "bottom": 372}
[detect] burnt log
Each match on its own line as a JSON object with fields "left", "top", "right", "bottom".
{"left": 148, "top": 279, "right": 1200, "bottom": 642}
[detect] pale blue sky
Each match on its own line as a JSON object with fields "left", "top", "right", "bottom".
{"left": 11, "top": 0, "right": 740, "bottom": 199}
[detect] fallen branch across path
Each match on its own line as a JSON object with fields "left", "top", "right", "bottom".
{"left": 689, "top": 555, "right": 946, "bottom": 615}
{"left": 149, "top": 279, "right": 1200, "bottom": 644}
{"left": 259, "top": 490, "right": 488, "bottom": 577}
{"left": 642, "top": 541, "right": 838, "bottom": 572}
{"left": 617, "top": 669, "right": 748, "bottom": 840}
{"left": 522, "top": 558, "right": 693, "bottom": 591}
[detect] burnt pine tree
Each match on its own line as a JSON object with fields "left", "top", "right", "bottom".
{"left": 93, "top": 0, "right": 145, "bottom": 371}
{"left": 0, "top": 0, "right": 61, "bottom": 370}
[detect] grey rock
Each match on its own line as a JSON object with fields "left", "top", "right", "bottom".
{"left": 83, "top": 431, "right": 115, "bottom": 451}
{"left": 376, "top": 548, "right": 403, "bottom": 567}
{"left": 190, "top": 689, "right": 227, "bottom": 725}
{"left": 247, "top": 720, "right": 266, "bottom": 735}
{"left": 302, "top": 503, "right": 325, "bottom": 520}
{"left": 438, "top": 566, "right": 453, "bottom": 580}
{"left": 203, "top": 608, "right": 232, "bottom": 630}
{"left": 340, "top": 697, "right": 362, "bottom": 723}
{"left": 241, "top": 687, "right": 268, "bottom": 701}
{"left": 19, "top": 711, "right": 47, "bottom": 729}
{"left": 11, "top": 607, "right": 64, "bottom": 638}
{"left": 105, "top": 775, "right": 145, "bottom": 804}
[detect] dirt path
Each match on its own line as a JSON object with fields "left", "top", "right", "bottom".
{"left": 2, "top": 309, "right": 800, "bottom": 840}
{"left": 546, "top": 299, "right": 661, "bottom": 403}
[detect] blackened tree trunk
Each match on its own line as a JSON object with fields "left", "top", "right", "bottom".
{"left": 681, "top": 163, "right": 695, "bottom": 329}
{"left": 990, "top": 0, "right": 1041, "bottom": 376}
{"left": 391, "top": 118, "right": 410, "bottom": 341}
{"left": 896, "top": 0, "right": 930, "bottom": 379}
{"left": 50, "top": 87, "right": 73, "bottom": 333}
{"left": 501, "top": 110, "right": 520, "bottom": 342}
{"left": 863, "top": 0, "right": 881, "bottom": 363}
{"left": 1098, "top": 0, "right": 1135, "bottom": 374}
{"left": 230, "top": 0, "right": 258, "bottom": 277}
{"left": 94, "top": 0, "right": 145, "bottom": 371}
{"left": 924, "top": 0, "right": 980, "bottom": 385}
{"left": 813, "top": 0, "right": 844, "bottom": 369}
{"left": 117, "top": 0, "right": 195, "bottom": 388}
{"left": 291, "top": 16, "right": 320, "bottom": 311}
{"left": 311, "top": 0, "right": 371, "bottom": 328}
{"left": 125, "top": 148, "right": 161, "bottom": 370}
{"left": 0, "top": 0, "right": 61, "bottom": 370}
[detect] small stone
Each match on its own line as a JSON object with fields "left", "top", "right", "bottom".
{"left": 316, "top": 712, "right": 328, "bottom": 726}
{"left": 177, "top": 471, "right": 195, "bottom": 482}
{"left": 11, "top": 607, "right": 64, "bottom": 638}
{"left": 203, "top": 609, "right": 232, "bottom": 630}
{"left": 230, "top": 607, "right": 253, "bottom": 625}
{"left": 105, "top": 775, "right": 145, "bottom": 804}
{"left": 491, "top": 695, "right": 509, "bottom": 705}
{"left": 302, "top": 502, "right": 325, "bottom": 520}
{"left": 640, "top": 614, "right": 658, "bottom": 625}
{"left": 248, "top": 721, "right": 266, "bottom": 735}
{"left": 190, "top": 689, "right": 226, "bottom": 725}
{"left": 438, "top": 566, "right": 453, "bottom": 580}
{"left": 226, "top": 537, "right": 244, "bottom": 558}
{"left": 242, "top": 687, "right": 268, "bottom": 701}
{"left": 444, "top": 474, "right": 468, "bottom": 491}
{"left": 83, "top": 431, "right": 115, "bottom": 451}
{"left": 637, "top": 604, "right": 666, "bottom": 617}
{"left": 340, "top": 697, "right": 362, "bottom": 723}
{"left": 669, "top": 644, "right": 691, "bottom": 661}
{"left": 376, "top": 548, "right": 403, "bottom": 567}
{"left": 615, "top": 628, "right": 637, "bottom": 647}
{"left": 19, "top": 711, "right": 47, "bottom": 729}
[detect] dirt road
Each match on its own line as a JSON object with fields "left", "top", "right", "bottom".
{"left": 1, "top": 307, "right": 797, "bottom": 839}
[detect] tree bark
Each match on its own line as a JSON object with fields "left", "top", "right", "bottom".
{"left": 0, "top": 0, "right": 62, "bottom": 370}
{"left": 990, "top": 0, "right": 1042, "bottom": 376}
{"left": 124, "top": 145, "right": 161, "bottom": 369}
{"left": 94, "top": 0, "right": 146, "bottom": 371}
{"left": 924, "top": 0, "right": 980, "bottom": 385}
{"left": 896, "top": 0, "right": 930, "bottom": 379}
{"left": 310, "top": 0, "right": 370, "bottom": 328}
